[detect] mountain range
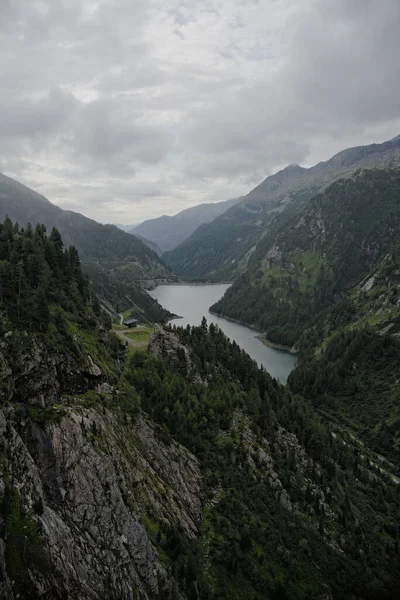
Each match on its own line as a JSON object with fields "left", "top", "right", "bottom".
{"left": 164, "top": 135, "right": 400, "bottom": 280}
{"left": 130, "top": 196, "right": 242, "bottom": 253}
{"left": 2, "top": 134, "right": 400, "bottom": 599}
{"left": 0, "top": 172, "right": 173, "bottom": 322}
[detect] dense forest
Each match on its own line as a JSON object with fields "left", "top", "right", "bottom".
{"left": 212, "top": 169, "right": 400, "bottom": 345}
{"left": 0, "top": 218, "right": 398, "bottom": 599}
{"left": 125, "top": 320, "right": 400, "bottom": 600}
{"left": 0, "top": 217, "right": 90, "bottom": 331}
{"left": 0, "top": 171, "right": 173, "bottom": 321}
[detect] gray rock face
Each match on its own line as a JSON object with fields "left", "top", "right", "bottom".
{"left": 0, "top": 406, "right": 203, "bottom": 599}
{"left": 148, "top": 325, "right": 204, "bottom": 385}
{"left": 0, "top": 332, "right": 104, "bottom": 407}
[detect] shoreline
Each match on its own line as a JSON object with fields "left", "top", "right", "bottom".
{"left": 255, "top": 333, "right": 298, "bottom": 354}
{"left": 208, "top": 310, "right": 260, "bottom": 333}
{"left": 210, "top": 311, "right": 298, "bottom": 355}
{"left": 154, "top": 286, "right": 298, "bottom": 358}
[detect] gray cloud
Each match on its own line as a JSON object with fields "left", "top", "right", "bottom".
{"left": 0, "top": 87, "right": 76, "bottom": 138}
{"left": 0, "top": 0, "right": 399, "bottom": 223}
{"left": 68, "top": 98, "right": 175, "bottom": 173}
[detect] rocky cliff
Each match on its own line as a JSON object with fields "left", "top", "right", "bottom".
{"left": 1, "top": 215, "right": 399, "bottom": 599}
{"left": 0, "top": 402, "right": 202, "bottom": 599}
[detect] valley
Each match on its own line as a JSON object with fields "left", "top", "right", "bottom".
{"left": 2, "top": 3, "right": 400, "bottom": 598}
{"left": 2, "top": 136, "right": 400, "bottom": 600}
{"left": 0, "top": 172, "right": 173, "bottom": 324}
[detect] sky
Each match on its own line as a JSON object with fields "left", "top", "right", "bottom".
{"left": 1, "top": 0, "right": 400, "bottom": 224}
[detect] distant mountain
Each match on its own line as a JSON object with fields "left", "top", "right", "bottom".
{"left": 114, "top": 223, "right": 138, "bottom": 232}
{"left": 131, "top": 233, "right": 162, "bottom": 256}
{"left": 131, "top": 196, "right": 242, "bottom": 253}
{"left": 114, "top": 222, "right": 162, "bottom": 256}
{"left": 165, "top": 135, "right": 400, "bottom": 280}
{"left": 0, "top": 172, "right": 173, "bottom": 321}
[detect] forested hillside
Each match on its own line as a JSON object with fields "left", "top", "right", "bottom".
{"left": 0, "top": 217, "right": 90, "bottom": 332}
{"left": 213, "top": 168, "right": 400, "bottom": 461}
{"left": 165, "top": 135, "right": 400, "bottom": 281}
{"left": 0, "top": 172, "right": 172, "bottom": 321}
{"left": 1, "top": 224, "right": 399, "bottom": 599}
{"left": 212, "top": 169, "right": 400, "bottom": 343}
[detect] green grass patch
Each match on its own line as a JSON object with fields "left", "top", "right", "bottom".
{"left": 124, "top": 327, "right": 153, "bottom": 343}
{"left": 262, "top": 250, "right": 323, "bottom": 295}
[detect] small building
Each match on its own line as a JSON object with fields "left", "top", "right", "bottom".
{"left": 123, "top": 318, "right": 138, "bottom": 328}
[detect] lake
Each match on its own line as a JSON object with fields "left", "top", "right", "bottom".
{"left": 149, "top": 284, "right": 296, "bottom": 383}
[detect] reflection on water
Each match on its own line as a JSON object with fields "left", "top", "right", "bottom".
{"left": 149, "top": 284, "right": 296, "bottom": 383}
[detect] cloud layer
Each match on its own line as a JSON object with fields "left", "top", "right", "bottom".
{"left": 1, "top": 0, "right": 400, "bottom": 222}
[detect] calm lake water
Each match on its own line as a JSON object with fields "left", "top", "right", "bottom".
{"left": 149, "top": 284, "right": 296, "bottom": 383}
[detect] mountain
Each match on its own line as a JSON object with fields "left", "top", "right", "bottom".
{"left": 165, "top": 135, "right": 400, "bottom": 280}
{"left": 0, "top": 172, "right": 173, "bottom": 321}
{"left": 114, "top": 222, "right": 138, "bottom": 232}
{"left": 131, "top": 196, "right": 242, "bottom": 253}
{"left": 114, "top": 222, "right": 163, "bottom": 255}
{"left": 132, "top": 232, "right": 163, "bottom": 256}
{"left": 212, "top": 168, "right": 400, "bottom": 458}
{"left": 0, "top": 224, "right": 399, "bottom": 599}
{"left": 212, "top": 169, "right": 400, "bottom": 344}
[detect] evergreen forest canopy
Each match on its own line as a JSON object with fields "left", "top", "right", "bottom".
{"left": 0, "top": 171, "right": 172, "bottom": 323}
{"left": 0, "top": 217, "right": 399, "bottom": 599}
{"left": 0, "top": 217, "right": 90, "bottom": 331}
{"left": 212, "top": 168, "right": 400, "bottom": 464}
{"left": 125, "top": 320, "right": 400, "bottom": 600}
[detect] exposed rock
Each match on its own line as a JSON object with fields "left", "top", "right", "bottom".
{"left": 100, "top": 382, "right": 113, "bottom": 394}
{"left": 86, "top": 355, "right": 102, "bottom": 378}
{"left": 0, "top": 334, "right": 107, "bottom": 407}
{"left": 0, "top": 406, "right": 203, "bottom": 599}
{"left": 265, "top": 244, "right": 282, "bottom": 266}
{"left": 148, "top": 325, "right": 204, "bottom": 385}
{"left": 362, "top": 276, "right": 375, "bottom": 292}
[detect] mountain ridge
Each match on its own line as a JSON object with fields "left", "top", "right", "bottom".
{"left": 165, "top": 135, "right": 400, "bottom": 280}
{"left": 131, "top": 196, "right": 242, "bottom": 253}
{"left": 0, "top": 171, "right": 173, "bottom": 321}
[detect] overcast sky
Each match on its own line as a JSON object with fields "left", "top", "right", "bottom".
{"left": 1, "top": 0, "right": 400, "bottom": 223}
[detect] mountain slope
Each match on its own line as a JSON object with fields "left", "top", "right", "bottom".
{"left": 132, "top": 232, "right": 162, "bottom": 256}
{"left": 1, "top": 283, "right": 400, "bottom": 599}
{"left": 114, "top": 222, "right": 137, "bottom": 232}
{"left": 212, "top": 169, "right": 400, "bottom": 459}
{"left": 0, "top": 172, "right": 172, "bottom": 321}
{"left": 165, "top": 135, "right": 400, "bottom": 280}
{"left": 131, "top": 196, "right": 242, "bottom": 252}
{"left": 212, "top": 169, "right": 400, "bottom": 345}
{"left": 0, "top": 218, "right": 399, "bottom": 600}
{"left": 0, "top": 220, "right": 199, "bottom": 599}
